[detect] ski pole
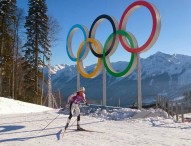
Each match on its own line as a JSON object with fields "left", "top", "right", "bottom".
{"left": 40, "top": 106, "right": 67, "bottom": 132}
{"left": 40, "top": 113, "right": 60, "bottom": 132}
{"left": 67, "top": 118, "right": 77, "bottom": 130}
{"left": 62, "top": 118, "right": 77, "bottom": 138}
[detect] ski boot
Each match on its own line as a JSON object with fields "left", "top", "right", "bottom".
{"left": 77, "top": 124, "right": 84, "bottom": 131}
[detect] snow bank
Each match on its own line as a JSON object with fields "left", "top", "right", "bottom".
{"left": 79, "top": 106, "right": 191, "bottom": 129}
{"left": 1, "top": 96, "right": 190, "bottom": 130}
{"left": 81, "top": 105, "right": 168, "bottom": 121}
{"left": 88, "top": 108, "right": 138, "bottom": 120}
{"left": 0, "top": 97, "right": 52, "bottom": 114}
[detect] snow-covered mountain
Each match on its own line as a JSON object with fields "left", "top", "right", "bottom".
{"left": 45, "top": 52, "right": 191, "bottom": 106}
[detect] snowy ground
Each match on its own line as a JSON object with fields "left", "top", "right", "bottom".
{"left": 0, "top": 97, "right": 52, "bottom": 114}
{"left": 1, "top": 97, "right": 191, "bottom": 146}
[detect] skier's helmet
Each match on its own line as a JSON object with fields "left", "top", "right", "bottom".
{"left": 78, "top": 87, "right": 85, "bottom": 92}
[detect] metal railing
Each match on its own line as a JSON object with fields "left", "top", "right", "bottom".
{"left": 156, "top": 96, "right": 191, "bottom": 122}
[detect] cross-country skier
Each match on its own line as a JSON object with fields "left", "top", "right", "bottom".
{"left": 65, "top": 87, "right": 89, "bottom": 130}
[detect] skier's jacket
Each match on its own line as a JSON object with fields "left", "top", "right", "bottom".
{"left": 66, "top": 92, "right": 87, "bottom": 107}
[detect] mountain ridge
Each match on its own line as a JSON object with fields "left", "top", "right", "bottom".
{"left": 45, "top": 51, "right": 191, "bottom": 106}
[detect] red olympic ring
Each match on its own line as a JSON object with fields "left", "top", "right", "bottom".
{"left": 119, "top": 1, "right": 161, "bottom": 53}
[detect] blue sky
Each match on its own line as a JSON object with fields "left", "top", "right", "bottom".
{"left": 17, "top": 0, "right": 191, "bottom": 66}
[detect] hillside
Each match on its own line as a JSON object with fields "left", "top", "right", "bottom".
{"left": 44, "top": 52, "right": 191, "bottom": 106}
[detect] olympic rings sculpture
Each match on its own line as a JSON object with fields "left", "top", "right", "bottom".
{"left": 66, "top": 1, "right": 161, "bottom": 78}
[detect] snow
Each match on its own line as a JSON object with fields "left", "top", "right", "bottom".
{"left": 1, "top": 97, "right": 191, "bottom": 146}
{"left": 0, "top": 97, "right": 52, "bottom": 114}
{"left": 141, "top": 51, "right": 191, "bottom": 78}
{"left": 173, "top": 96, "right": 185, "bottom": 101}
{"left": 49, "top": 64, "right": 66, "bottom": 74}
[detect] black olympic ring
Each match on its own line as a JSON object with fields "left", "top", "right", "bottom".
{"left": 89, "top": 14, "right": 119, "bottom": 58}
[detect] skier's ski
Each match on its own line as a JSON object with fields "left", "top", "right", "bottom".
{"left": 62, "top": 119, "right": 77, "bottom": 139}
{"left": 76, "top": 127, "right": 86, "bottom": 131}
{"left": 75, "top": 128, "right": 104, "bottom": 133}
{"left": 61, "top": 128, "right": 104, "bottom": 139}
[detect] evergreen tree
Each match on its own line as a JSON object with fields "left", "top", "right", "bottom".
{"left": 0, "top": 0, "right": 17, "bottom": 97}
{"left": 23, "top": 0, "right": 50, "bottom": 104}
{"left": 13, "top": 8, "right": 25, "bottom": 100}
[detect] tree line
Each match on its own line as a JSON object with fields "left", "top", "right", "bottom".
{"left": 0, "top": 0, "right": 60, "bottom": 105}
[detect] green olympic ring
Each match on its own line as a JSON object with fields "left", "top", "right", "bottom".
{"left": 103, "top": 30, "right": 138, "bottom": 77}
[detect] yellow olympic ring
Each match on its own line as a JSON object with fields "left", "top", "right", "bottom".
{"left": 77, "top": 38, "right": 103, "bottom": 78}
